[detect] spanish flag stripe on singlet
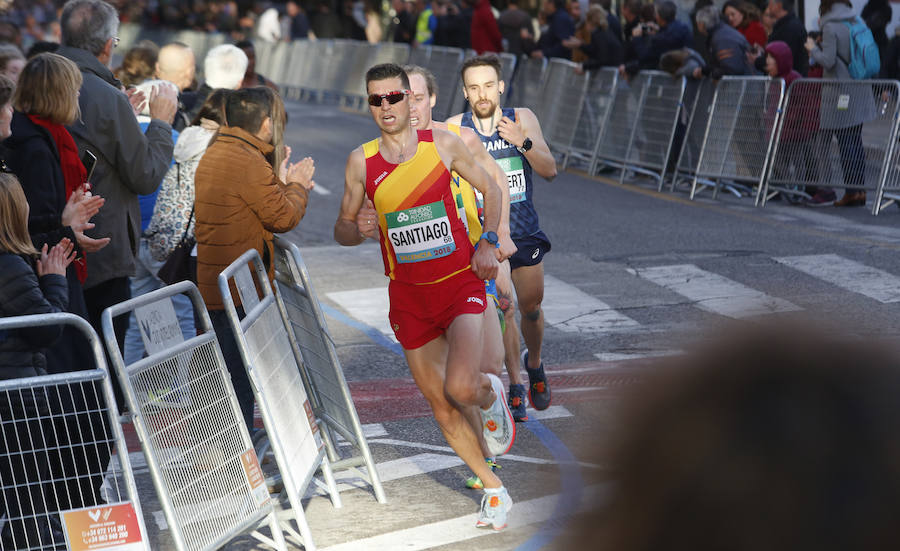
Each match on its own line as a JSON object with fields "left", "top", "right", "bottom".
{"left": 363, "top": 129, "right": 473, "bottom": 285}
{"left": 395, "top": 162, "right": 449, "bottom": 211}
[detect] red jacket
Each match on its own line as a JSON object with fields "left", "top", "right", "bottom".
{"left": 740, "top": 20, "right": 767, "bottom": 48}
{"left": 471, "top": 0, "right": 503, "bottom": 54}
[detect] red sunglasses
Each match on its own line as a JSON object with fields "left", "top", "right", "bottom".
{"left": 368, "top": 90, "right": 410, "bottom": 107}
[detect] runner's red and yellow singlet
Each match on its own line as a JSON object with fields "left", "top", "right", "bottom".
{"left": 364, "top": 129, "right": 473, "bottom": 285}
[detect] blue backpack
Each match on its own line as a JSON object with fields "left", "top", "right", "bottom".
{"left": 842, "top": 16, "right": 881, "bottom": 79}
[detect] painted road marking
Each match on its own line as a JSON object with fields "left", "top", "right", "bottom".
{"left": 542, "top": 275, "right": 639, "bottom": 333}
{"left": 319, "top": 484, "right": 608, "bottom": 551}
{"left": 328, "top": 276, "right": 639, "bottom": 339}
{"left": 594, "top": 350, "right": 682, "bottom": 362}
{"left": 306, "top": 453, "right": 464, "bottom": 497}
{"left": 523, "top": 405, "right": 572, "bottom": 420}
{"left": 631, "top": 264, "right": 801, "bottom": 318}
{"left": 311, "top": 183, "right": 331, "bottom": 196}
{"left": 365, "top": 438, "right": 604, "bottom": 469}
{"left": 774, "top": 254, "right": 900, "bottom": 303}
{"left": 326, "top": 286, "right": 395, "bottom": 342}
{"left": 334, "top": 423, "right": 388, "bottom": 441}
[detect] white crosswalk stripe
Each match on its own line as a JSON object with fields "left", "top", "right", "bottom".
{"left": 774, "top": 254, "right": 900, "bottom": 304}
{"left": 629, "top": 264, "right": 802, "bottom": 318}
{"left": 321, "top": 256, "right": 900, "bottom": 342}
{"left": 537, "top": 275, "right": 640, "bottom": 333}
{"left": 326, "top": 285, "right": 395, "bottom": 341}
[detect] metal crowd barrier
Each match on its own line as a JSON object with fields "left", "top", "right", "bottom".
{"left": 218, "top": 249, "right": 343, "bottom": 551}
{"left": 101, "top": 282, "right": 287, "bottom": 551}
{"left": 875, "top": 125, "right": 900, "bottom": 214}
{"left": 338, "top": 41, "right": 377, "bottom": 111}
{"left": 670, "top": 78, "right": 716, "bottom": 192}
{"left": 590, "top": 75, "right": 634, "bottom": 175}
{"left": 624, "top": 71, "right": 686, "bottom": 187}
{"left": 539, "top": 58, "right": 589, "bottom": 165}
{"left": 0, "top": 314, "right": 147, "bottom": 551}
{"left": 282, "top": 41, "right": 316, "bottom": 100}
{"left": 425, "top": 46, "right": 465, "bottom": 121}
{"left": 271, "top": 236, "right": 387, "bottom": 504}
{"left": 763, "top": 79, "right": 899, "bottom": 208}
{"left": 690, "top": 76, "right": 783, "bottom": 200}
{"left": 262, "top": 41, "right": 292, "bottom": 90}
{"left": 508, "top": 56, "right": 547, "bottom": 115}
{"left": 592, "top": 71, "right": 685, "bottom": 187}
{"left": 565, "top": 67, "right": 617, "bottom": 171}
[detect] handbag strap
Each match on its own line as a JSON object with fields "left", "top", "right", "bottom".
{"left": 180, "top": 205, "right": 194, "bottom": 244}
{"left": 177, "top": 166, "right": 195, "bottom": 244}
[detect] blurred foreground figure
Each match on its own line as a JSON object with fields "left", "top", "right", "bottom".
{"left": 564, "top": 323, "right": 900, "bottom": 551}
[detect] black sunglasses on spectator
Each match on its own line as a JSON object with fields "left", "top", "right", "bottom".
{"left": 368, "top": 90, "right": 410, "bottom": 107}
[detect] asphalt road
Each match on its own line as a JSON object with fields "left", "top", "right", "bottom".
{"left": 129, "top": 99, "right": 900, "bottom": 550}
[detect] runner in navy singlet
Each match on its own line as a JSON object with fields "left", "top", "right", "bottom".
{"left": 448, "top": 54, "right": 558, "bottom": 417}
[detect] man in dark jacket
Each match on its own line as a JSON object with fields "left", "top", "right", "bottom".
{"left": 498, "top": 1, "right": 534, "bottom": 55}
{"left": 761, "top": 0, "right": 808, "bottom": 76}
{"left": 532, "top": 0, "right": 575, "bottom": 59}
{"left": 696, "top": 5, "right": 753, "bottom": 77}
{"left": 390, "top": 0, "right": 418, "bottom": 43}
{"left": 627, "top": 0, "right": 693, "bottom": 73}
{"left": 58, "top": 0, "right": 176, "bottom": 357}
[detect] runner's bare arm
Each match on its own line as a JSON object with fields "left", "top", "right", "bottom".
{"left": 497, "top": 108, "right": 557, "bottom": 181}
{"left": 435, "top": 129, "right": 500, "bottom": 280}
{"left": 436, "top": 130, "right": 500, "bottom": 235}
{"left": 460, "top": 126, "right": 516, "bottom": 260}
{"left": 334, "top": 148, "right": 369, "bottom": 246}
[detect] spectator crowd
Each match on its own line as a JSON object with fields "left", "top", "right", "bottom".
{"left": 2, "top": 0, "right": 900, "bottom": 546}
{"left": 0, "top": 0, "right": 314, "bottom": 545}
{"left": 3, "top": 0, "right": 898, "bottom": 83}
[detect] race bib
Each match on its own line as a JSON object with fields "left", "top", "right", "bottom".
{"left": 497, "top": 156, "right": 526, "bottom": 203}
{"left": 386, "top": 201, "right": 457, "bottom": 264}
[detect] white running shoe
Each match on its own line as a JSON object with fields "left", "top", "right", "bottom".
{"left": 476, "top": 485, "right": 513, "bottom": 530}
{"left": 480, "top": 374, "right": 516, "bottom": 457}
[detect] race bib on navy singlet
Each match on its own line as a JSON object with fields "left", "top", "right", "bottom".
{"left": 386, "top": 201, "right": 457, "bottom": 263}
{"left": 497, "top": 156, "right": 526, "bottom": 203}
{"left": 471, "top": 156, "right": 527, "bottom": 207}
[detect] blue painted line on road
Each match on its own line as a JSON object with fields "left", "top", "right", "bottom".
{"left": 320, "top": 302, "right": 404, "bottom": 357}
{"left": 515, "top": 418, "right": 584, "bottom": 551}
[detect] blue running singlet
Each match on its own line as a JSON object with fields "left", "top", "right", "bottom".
{"left": 460, "top": 108, "right": 542, "bottom": 241}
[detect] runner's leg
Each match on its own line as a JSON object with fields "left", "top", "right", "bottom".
{"left": 404, "top": 326, "right": 502, "bottom": 489}
{"left": 497, "top": 261, "right": 523, "bottom": 385}
{"left": 512, "top": 262, "right": 545, "bottom": 369}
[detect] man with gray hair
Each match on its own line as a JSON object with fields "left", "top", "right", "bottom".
{"left": 155, "top": 42, "right": 197, "bottom": 130}
{"left": 183, "top": 44, "right": 249, "bottom": 122}
{"left": 695, "top": 5, "right": 754, "bottom": 77}
{"left": 53, "top": 0, "right": 177, "bottom": 514}
{"left": 58, "top": 0, "right": 177, "bottom": 350}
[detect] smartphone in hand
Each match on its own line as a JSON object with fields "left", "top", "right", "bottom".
{"left": 81, "top": 150, "right": 97, "bottom": 185}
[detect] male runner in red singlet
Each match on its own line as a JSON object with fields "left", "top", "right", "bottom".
{"left": 334, "top": 63, "right": 515, "bottom": 530}
{"left": 356, "top": 64, "right": 515, "bottom": 491}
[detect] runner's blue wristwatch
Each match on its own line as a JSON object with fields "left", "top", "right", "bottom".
{"left": 480, "top": 231, "right": 500, "bottom": 248}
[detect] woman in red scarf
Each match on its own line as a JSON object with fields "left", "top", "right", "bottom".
{"left": 722, "top": 0, "right": 767, "bottom": 48}
{"left": 2, "top": 53, "right": 108, "bottom": 374}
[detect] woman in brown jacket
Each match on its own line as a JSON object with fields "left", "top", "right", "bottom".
{"left": 194, "top": 87, "right": 315, "bottom": 429}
